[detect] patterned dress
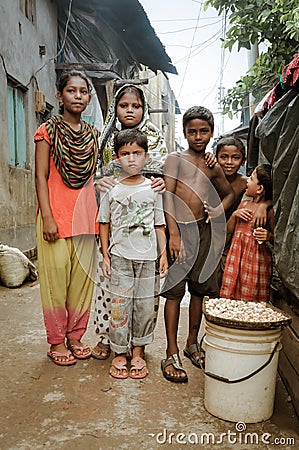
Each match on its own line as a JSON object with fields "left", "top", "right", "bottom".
{"left": 220, "top": 201, "right": 272, "bottom": 302}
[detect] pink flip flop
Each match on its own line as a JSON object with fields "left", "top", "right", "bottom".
{"left": 47, "top": 350, "right": 77, "bottom": 366}
{"left": 68, "top": 344, "right": 92, "bottom": 360}
{"left": 129, "top": 356, "right": 148, "bottom": 379}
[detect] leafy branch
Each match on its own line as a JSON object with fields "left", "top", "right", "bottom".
{"left": 205, "top": 0, "right": 299, "bottom": 116}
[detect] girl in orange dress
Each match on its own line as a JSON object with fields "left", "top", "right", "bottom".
{"left": 35, "top": 70, "right": 100, "bottom": 365}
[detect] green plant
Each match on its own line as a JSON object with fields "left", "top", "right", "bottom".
{"left": 205, "top": 0, "right": 299, "bottom": 116}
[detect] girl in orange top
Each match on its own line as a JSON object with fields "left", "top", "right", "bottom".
{"left": 34, "top": 70, "right": 100, "bottom": 366}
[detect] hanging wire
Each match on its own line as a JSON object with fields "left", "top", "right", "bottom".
{"left": 158, "top": 19, "right": 222, "bottom": 34}
{"left": 177, "top": 2, "right": 203, "bottom": 99}
{"left": 55, "top": 0, "right": 73, "bottom": 59}
{"left": 201, "top": 53, "right": 231, "bottom": 104}
{"left": 25, "top": 0, "right": 73, "bottom": 87}
{"left": 152, "top": 16, "right": 221, "bottom": 22}
{"left": 173, "top": 28, "right": 223, "bottom": 65}
{"left": 218, "top": 11, "right": 227, "bottom": 132}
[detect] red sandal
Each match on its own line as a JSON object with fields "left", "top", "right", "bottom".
{"left": 109, "top": 356, "right": 129, "bottom": 379}
{"left": 129, "top": 356, "right": 148, "bottom": 379}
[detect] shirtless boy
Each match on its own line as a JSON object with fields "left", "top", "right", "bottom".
{"left": 216, "top": 136, "right": 247, "bottom": 220}
{"left": 161, "top": 106, "right": 235, "bottom": 383}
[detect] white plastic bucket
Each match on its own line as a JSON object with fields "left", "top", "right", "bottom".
{"left": 203, "top": 320, "right": 282, "bottom": 423}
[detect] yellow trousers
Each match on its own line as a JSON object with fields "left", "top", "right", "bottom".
{"left": 37, "top": 212, "right": 97, "bottom": 344}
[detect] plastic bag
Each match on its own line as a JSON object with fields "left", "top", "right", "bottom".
{"left": 0, "top": 244, "right": 38, "bottom": 288}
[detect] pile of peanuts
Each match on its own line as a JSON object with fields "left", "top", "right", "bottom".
{"left": 204, "top": 298, "right": 289, "bottom": 323}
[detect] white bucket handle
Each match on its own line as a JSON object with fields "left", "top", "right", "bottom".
{"left": 201, "top": 337, "right": 280, "bottom": 384}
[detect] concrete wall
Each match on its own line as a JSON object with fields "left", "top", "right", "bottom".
{"left": 140, "top": 69, "right": 177, "bottom": 153}
{"left": 0, "top": 0, "right": 58, "bottom": 251}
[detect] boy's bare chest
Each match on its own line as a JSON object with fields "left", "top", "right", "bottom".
{"left": 177, "top": 157, "right": 210, "bottom": 184}
{"left": 231, "top": 175, "right": 247, "bottom": 196}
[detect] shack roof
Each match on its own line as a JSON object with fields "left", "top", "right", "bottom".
{"left": 54, "top": 0, "right": 177, "bottom": 81}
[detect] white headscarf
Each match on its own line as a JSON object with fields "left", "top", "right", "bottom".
{"left": 99, "top": 84, "right": 167, "bottom": 173}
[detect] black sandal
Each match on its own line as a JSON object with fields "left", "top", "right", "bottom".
{"left": 161, "top": 353, "right": 188, "bottom": 383}
{"left": 183, "top": 343, "right": 205, "bottom": 369}
{"left": 91, "top": 338, "right": 111, "bottom": 360}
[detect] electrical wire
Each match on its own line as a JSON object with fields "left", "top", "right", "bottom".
{"left": 178, "top": 2, "right": 203, "bottom": 98}
{"left": 140, "top": 50, "right": 233, "bottom": 118}
{"left": 173, "top": 28, "right": 223, "bottom": 65}
{"left": 25, "top": 0, "right": 73, "bottom": 88}
{"left": 201, "top": 53, "right": 231, "bottom": 104}
{"left": 152, "top": 17, "right": 221, "bottom": 22}
{"left": 140, "top": 8, "right": 235, "bottom": 124}
{"left": 0, "top": 53, "right": 8, "bottom": 75}
{"left": 55, "top": 0, "right": 73, "bottom": 59}
{"left": 166, "top": 29, "right": 222, "bottom": 60}
{"left": 1, "top": 0, "right": 73, "bottom": 90}
{"left": 1, "top": 52, "right": 40, "bottom": 90}
{"left": 140, "top": 36, "right": 230, "bottom": 112}
{"left": 165, "top": 43, "right": 203, "bottom": 48}
{"left": 158, "top": 20, "right": 221, "bottom": 34}
{"left": 143, "top": 80, "right": 238, "bottom": 119}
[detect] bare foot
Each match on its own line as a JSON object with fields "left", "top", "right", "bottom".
{"left": 164, "top": 364, "right": 186, "bottom": 380}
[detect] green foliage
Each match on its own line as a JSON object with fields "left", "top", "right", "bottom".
{"left": 205, "top": 0, "right": 299, "bottom": 116}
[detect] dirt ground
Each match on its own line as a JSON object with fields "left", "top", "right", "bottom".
{"left": 0, "top": 280, "right": 298, "bottom": 450}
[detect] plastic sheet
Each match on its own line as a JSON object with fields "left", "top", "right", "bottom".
{"left": 256, "top": 88, "right": 299, "bottom": 300}
{"left": 54, "top": 0, "right": 177, "bottom": 81}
